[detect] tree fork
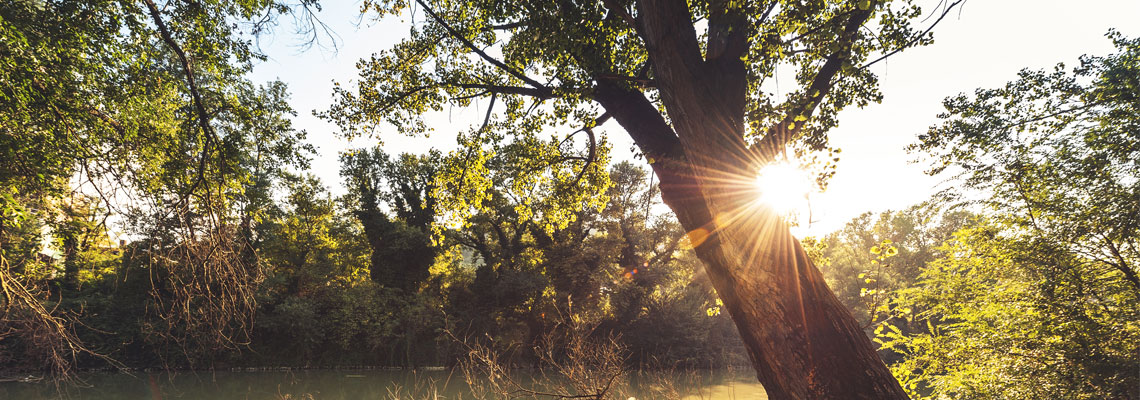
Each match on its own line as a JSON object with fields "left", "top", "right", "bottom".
{"left": 611, "top": 0, "right": 910, "bottom": 396}
{"left": 596, "top": 79, "right": 906, "bottom": 398}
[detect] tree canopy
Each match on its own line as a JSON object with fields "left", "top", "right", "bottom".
{"left": 877, "top": 32, "right": 1140, "bottom": 399}
{"left": 322, "top": 0, "right": 964, "bottom": 397}
{"left": 0, "top": 0, "right": 322, "bottom": 374}
{"left": 3, "top": 1, "right": 1136, "bottom": 399}
{"left": 912, "top": 31, "right": 1140, "bottom": 294}
{"left": 317, "top": 0, "right": 969, "bottom": 231}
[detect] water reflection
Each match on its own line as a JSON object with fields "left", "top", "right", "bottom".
{"left": 0, "top": 369, "right": 767, "bottom": 399}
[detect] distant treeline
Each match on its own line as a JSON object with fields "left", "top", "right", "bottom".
{"left": 1, "top": 0, "right": 1137, "bottom": 398}
{"left": 1, "top": 158, "right": 750, "bottom": 371}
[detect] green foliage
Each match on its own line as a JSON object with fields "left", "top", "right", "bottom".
{"left": 879, "top": 224, "right": 1139, "bottom": 399}
{"left": 887, "top": 33, "right": 1140, "bottom": 399}
{"left": 341, "top": 148, "right": 441, "bottom": 290}
{"left": 7, "top": 0, "right": 1072, "bottom": 384}
{"left": 314, "top": 2, "right": 967, "bottom": 391}
{"left": 321, "top": 0, "right": 945, "bottom": 229}
{"left": 432, "top": 132, "right": 613, "bottom": 237}
{"left": 0, "top": 0, "right": 315, "bottom": 199}
{"left": 436, "top": 161, "right": 743, "bottom": 367}
{"left": 252, "top": 174, "right": 449, "bottom": 367}
{"left": 816, "top": 203, "right": 972, "bottom": 330}
{"left": 0, "top": 0, "right": 321, "bottom": 374}
{"left": 912, "top": 32, "right": 1140, "bottom": 294}
{"left": 243, "top": 158, "right": 736, "bottom": 370}
{"left": 259, "top": 174, "right": 362, "bottom": 293}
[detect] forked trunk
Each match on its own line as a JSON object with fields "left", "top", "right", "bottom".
{"left": 592, "top": 1, "right": 908, "bottom": 386}
{"left": 596, "top": 81, "right": 909, "bottom": 398}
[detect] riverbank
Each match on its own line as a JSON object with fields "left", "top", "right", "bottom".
{"left": 0, "top": 368, "right": 768, "bottom": 399}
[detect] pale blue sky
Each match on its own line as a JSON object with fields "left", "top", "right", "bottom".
{"left": 249, "top": 0, "right": 1140, "bottom": 236}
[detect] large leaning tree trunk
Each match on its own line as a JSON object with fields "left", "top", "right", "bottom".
{"left": 596, "top": 78, "right": 905, "bottom": 399}
{"left": 591, "top": 2, "right": 907, "bottom": 398}
{"left": 327, "top": 0, "right": 965, "bottom": 397}
{"left": 599, "top": 91, "right": 907, "bottom": 399}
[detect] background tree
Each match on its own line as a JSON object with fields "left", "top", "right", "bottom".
{"left": 881, "top": 222, "right": 1139, "bottom": 399}
{"left": 253, "top": 174, "right": 443, "bottom": 368}
{"left": 1, "top": 0, "right": 321, "bottom": 373}
{"left": 341, "top": 148, "right": 441, "bottom": 290}
{"left": 913, "top": 31, "right": 1140, "bottom": 294}
{"left": 815, "top": 204, "right": 973, "bottom": 332}
{"left": 439, "top": 144, "right": 606, "bottom": 357}
{"left": 324, "top": 0, "right": 964, "bottom": 396}
{"left": 882, "top": 32, "right": 1140, "bottom": 399}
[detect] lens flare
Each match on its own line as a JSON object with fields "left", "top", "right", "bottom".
{"left": 753, "top": 162, "right": 813, "bottom": 215}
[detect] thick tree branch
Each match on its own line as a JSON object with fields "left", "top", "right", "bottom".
{"left": 592, "top": 80, "right": 715, "bottom": 232}
{"left": 143, "top": 0, "right": 214, "bottom": 205}
{"left": 639, "top": 0, "right": 755, "bottom": 168}
{"left": 751, "top": 4, "right": 876, "bottom": 161}
{"left": 415, "top": 0, "right": 549, "bottom": 90}
{"left": 592, "top": 81, "right": 683, "bottom": 164}
{"left": 706, "top": 0, "right": 751, "bottom": 63}
{"left": 861, "top": 0, "right": 966, "bottom": 70}
{"left": 638, "top": 0, "right": 705, "bottom": 94}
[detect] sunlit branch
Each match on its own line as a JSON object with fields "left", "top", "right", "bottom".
{"left": 143, "top": 0, "right": 216, "bottom": 209}
{"left": 414, "top": 0, "right": 550, "bottom": 91}
{"left": 860, "top": 0, "right": 966, "bottom": 70}
{"left": 451, "top": 93, "right": 496, "bottom": 198}
{"left": 751, "top": 4, "right": 875, "bottom": 162}
{"left": 600, "top": 0, "right": 641, "bottom": 37}
{"left": 567, "top": 113, "right": 609, "bottom": 186}
{"left": 478, "top": 92, "right": 497, "bottom": 133}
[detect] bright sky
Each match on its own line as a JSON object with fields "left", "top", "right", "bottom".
{"left": 249, "top": 0, "right": 1140, "bottom": 237}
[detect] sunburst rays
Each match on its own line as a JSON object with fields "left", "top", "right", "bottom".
{"left": 677, "top": 151, "right": 822, "bottom": 339}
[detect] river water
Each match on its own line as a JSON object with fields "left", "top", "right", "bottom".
{"left": 0, "top": 369, "right": 768, "bottom": 399}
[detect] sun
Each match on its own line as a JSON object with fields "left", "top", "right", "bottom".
{"left": 753, "top": 162, "right": 814, "bottom": 215}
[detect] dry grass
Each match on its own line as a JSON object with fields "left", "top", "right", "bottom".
{"left": 455, "top": 313, "right": 640, "bottom": 400}
{"left": 0, "top": 253, "right": 118, "bottom": 383}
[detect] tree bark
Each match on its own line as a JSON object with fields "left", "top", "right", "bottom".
{"left": 670, "top": 197, "right": 908, "bottom": 399}
{"left": 593, "top": 0, "right": 911, "bottom": 397}
{"left": 416, "top": 0, "right": 911, "bottom": 393}
{"left": 62, "top": 234, "right": 80, "bottom": 291}
{"left": 595, "top": 83, "right": 906, "bottom": 398}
